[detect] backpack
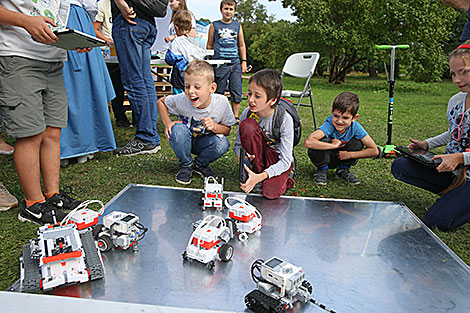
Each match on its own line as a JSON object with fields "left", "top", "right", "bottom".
{"left": 130, "top": 0, "right": 169, "bottom": 18}
{"left": 272, "top": 98, "right": 302, "bottom": 146}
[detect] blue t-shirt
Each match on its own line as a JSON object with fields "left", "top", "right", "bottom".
{"left": 212, "top": 20, "right": 240, "bottom": 61}
{"left": 319, "top": 115, "right": 368, "bottom": 148}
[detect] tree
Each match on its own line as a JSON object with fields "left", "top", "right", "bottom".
{"left": 280, "top": 0, "right": 457, "bottom": 83}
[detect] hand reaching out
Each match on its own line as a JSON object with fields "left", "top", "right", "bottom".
{"left": 408, "top": 138, "right": 428, "bottom": 150}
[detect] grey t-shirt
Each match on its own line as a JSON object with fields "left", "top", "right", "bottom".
{"left": 164, "top": 93, "right": 236, "bottom": 135}
{"left": 234, "top": 107, "right": 294, "bottom": 178}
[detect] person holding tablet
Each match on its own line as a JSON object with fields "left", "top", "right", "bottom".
{"left": 391, "top": 42, "right": 470, "bottom": 231}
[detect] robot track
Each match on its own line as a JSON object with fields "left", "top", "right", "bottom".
{"left": 244, "top": 290, "right": 286, "bottom": 313}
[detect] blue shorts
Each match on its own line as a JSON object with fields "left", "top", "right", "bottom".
{"left": 214, "top": 60, "right": 242, "bottom": 103}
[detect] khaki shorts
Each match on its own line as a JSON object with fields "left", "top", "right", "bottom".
{"left": 0, "top": 56, "right": 67, "bottom": 138}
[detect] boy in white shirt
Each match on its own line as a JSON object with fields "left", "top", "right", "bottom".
{"left": 158, "top": 60, "right": 236, "bottom": 184}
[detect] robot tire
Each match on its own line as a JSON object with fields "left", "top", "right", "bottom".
{"left": 20, "top": 244, "right": 41, "bottom": 293}
{"left": 244, "top": 290, "right": 286, "bottom": 313}
{"left": 80, "top": 229, "right": 105, "bottom": 280}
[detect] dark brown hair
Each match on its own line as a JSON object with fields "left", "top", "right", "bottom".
{"left": 220, "top": 0, "right": 237, "bottom": 10}
{"left": 249, "top": 69, "right": 283, "bottom": 104}
{"left": 332, "top": 91, "right": 360, "bottom": 116}
{"left": 170, "top": 0, "right": 189, "bottom": 23}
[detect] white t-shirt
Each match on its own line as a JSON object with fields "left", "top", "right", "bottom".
{"left": 95, "top": 0, "right": 113, "bottom": 39}
{"left": 164, "top": 93, "right": 236, "bottom": 134}
{"left": 0, "top": 0, "right": 66, "bottom": 61}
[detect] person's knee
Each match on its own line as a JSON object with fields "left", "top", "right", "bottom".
{"left": 391, "top": 157, "right": 408, "bottom": 180}
{"left": 170, "top": 123, "right": 189, "bottom": 141}
{"left": 214, "top": 137, "right": 230, "bottom": 156}
{"left": 43, "top": 126, "right": 61, "bottom": 142}
{"left": 239, "top": 118, "right": 259, "bottom": 136}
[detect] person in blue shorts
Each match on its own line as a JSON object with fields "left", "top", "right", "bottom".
{"left": 304, "top": 92, "right": 379, "bottom": 185}
{"left": 206, "top": 0, "right": 247, "bottom": 123}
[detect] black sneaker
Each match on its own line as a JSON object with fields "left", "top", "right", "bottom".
{"left": 114, "top": 137, "right": 161, "bottom": 156}
{"left": 48, "top": 187, "right": 82, "bottom": 212}
{"left": 18, "top": 201, "right": 67, "bottom": 225}
{"left": 176, "top": 166, "right": 192, "bottom": 184}
{"left": 116, "top": 119, "right": 131, "bottom": 128}
{"left": 314, "top": 168, "right": 328, "bottom": 186}
{"left": 193, "top": 163, "right": 217, "bottom": 178}
{"left": 336, "top": 168, "right": 360, "bottom": 185}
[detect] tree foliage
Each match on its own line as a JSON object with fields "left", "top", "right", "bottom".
{"left": 274, "top": 0, "right": 458, "bottom": 83}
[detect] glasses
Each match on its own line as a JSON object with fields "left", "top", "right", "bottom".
{"left": 451, "top": 112, "right": 466, "bottom": 141}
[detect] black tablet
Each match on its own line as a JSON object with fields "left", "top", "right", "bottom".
{"left": 49, "top": 28, "right": 106, "bottom": 50}
{"left": 396, "top": 145, "right": 442, "bottom": 168}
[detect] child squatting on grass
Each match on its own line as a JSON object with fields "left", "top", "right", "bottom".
{"left": 234, "top": 69, "right": 295, "bottom": 200}
{"left": 391, "top": 41, "right": 470, "bottom": 231}
{"left": 304, "top": 92, "right": 379, "bottom": 186}
{"left": 157, "top": 59, "right": 236, "bottom": 185}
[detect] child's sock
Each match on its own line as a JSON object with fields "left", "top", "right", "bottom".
{"left": 337, "top": 164, "right": 350, "bottom": 170}
{"left": 25, "top": 197, "right": 46, "bottom": 207}
{"left": 319, "top": 165, "right": 328, "bottom": 170}
{"left": 45, "top": 191, "right": 59, "bottom": 199}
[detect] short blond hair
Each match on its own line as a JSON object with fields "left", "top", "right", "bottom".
{"left": 174, "top": 10, "right": 192, "bottom": 33}
{"left": 185, "top": 60, "right": 214, "bottom": 83}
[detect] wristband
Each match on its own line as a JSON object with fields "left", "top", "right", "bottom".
{"left": 241, "top": 59, "right": 247, "bottom": 63}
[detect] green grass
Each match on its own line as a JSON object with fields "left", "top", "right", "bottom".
{"left": 1, "top": 75, "right": 468, "bottom": 290}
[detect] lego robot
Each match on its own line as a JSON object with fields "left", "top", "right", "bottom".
{"left": 202, "top": 176, "right": 224, "bottom": 210}
{"left": 93, "top": 211, "right": 148, "bottom": 253}
{"left": 182, "top": 215, "right": 234, "bottom": 270}
{"left": 225, "top": 197, "right": 262, "bottom": 242}
{"left": 244, "top": 257, "right": 313, "bottom": 313}
{"left": 20, "top": 224, "right": 105, "bottom": 293}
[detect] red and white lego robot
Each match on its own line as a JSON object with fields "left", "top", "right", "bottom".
{"left": 225, "top": 197, "right": 262, "bottom": 242}
{"left": 182, "top": 215, "right": 234, "bottom": 270}
{"left": 202, "top": 176, "right": 224, "bottom": 210}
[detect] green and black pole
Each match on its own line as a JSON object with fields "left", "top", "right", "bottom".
{"left": 375, "top": 44, "right": 409, "bottom": 157}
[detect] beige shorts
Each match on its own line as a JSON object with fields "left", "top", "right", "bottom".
{"left": 0, "top": 56, "right": 67, "bottom": 138}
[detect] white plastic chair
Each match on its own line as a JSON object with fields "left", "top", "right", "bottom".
{"left": 281, "top": 52, "right": 320, "bottom": 128}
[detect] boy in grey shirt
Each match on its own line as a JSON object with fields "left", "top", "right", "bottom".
{"left": 234, "top": 69, "right": 295, "bottom": 199}
{"left": 157, "top": 60, "right": 236, "bottom": 184}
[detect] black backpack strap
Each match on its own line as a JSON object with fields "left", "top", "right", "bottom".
{"left": 271, "top": 101, "right": 286, "bottom": 144}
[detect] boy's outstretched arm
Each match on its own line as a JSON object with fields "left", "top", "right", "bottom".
{"left": 304, "top": 129, "right": 342, "bottom": 150}
{"left": 0, "top": 7, "right": 58, "bottom": 43}
{"left": 206, "top": 24, "right": 214, "bottom": 49}
{"left": 157, "top": 96, "right": 181, "bottom": 140}
{"left": 337, "top": 134, "right": 379, "bottom": 160}
{"left": 238, "top": 25, "right": 247, "bottom": 73}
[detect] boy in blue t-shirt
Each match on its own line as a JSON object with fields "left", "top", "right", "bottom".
{"left": 304, "top": 92, "right": 378, "bottom": 185}
{"left": 206, "top": 0, "right": 247, "bottom": 122}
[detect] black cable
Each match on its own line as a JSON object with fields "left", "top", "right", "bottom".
{"left": 309, "top": 298, "right": 337, "bottom": 313}
{"left": 135, "top": 222, "right": 148, "bottom": 241}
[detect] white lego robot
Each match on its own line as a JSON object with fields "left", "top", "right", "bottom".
{"left": 244, "top": 257, "right": 313, "bottom": 313}
{"left": 93, "top": 211, "right": 148, "bottom": 253}
{"left": 202, "top": 176, "right": 224, "bottom": 210}
{"left": 225, "top": 197, "right": 262, "bottom": 242}
{"left": 62, "top": 199, "right": 105, "bottom": 231}
{"left": 182, "top": 215, "right": 234, "bottom": 270}
{"left": 20, "top": 224, "right": 105, "bottom": 293}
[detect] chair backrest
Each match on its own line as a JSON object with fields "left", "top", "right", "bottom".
{"left": 282, "top": 52, "right": 320, "bottom": 78}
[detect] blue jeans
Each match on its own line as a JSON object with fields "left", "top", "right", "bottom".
{"left": 112, "top": 16, "right": 160, "bottom": 146}
{"left": 214, "top": 60, "right": 242, "bottom": 103}
{"left": 169, "top": 123, "right": 230, "bottom": 168}
{"left": 391, "top": 157, "right": 470, "bottom": 231}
